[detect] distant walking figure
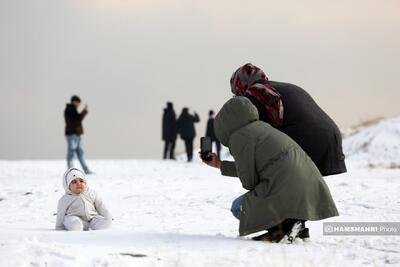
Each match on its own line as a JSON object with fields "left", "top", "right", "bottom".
{"left": 162, "top": 102, "right": 178, "bottom": 160}
{"left": 177, "top": 108, "right": 200, "bottom": 162}
{"left": 230, "top": 63, "right": 346, "bottom": 176}
{"left": 64, "top": 95, "right": 92, "bottom": 174}
{"left": 206, "top": 110, "right": 221, "bottom": 158}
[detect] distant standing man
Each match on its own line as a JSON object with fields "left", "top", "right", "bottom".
{"left": 64, "top": 95, "right": 92, "bottom": 174}
{"left": 162, "top": 102, "right": 178, "bottom": 160}
{"left": 206, "top": 110, "right": 221, "bottom": 158}
{"left": 177, "top": 108, "right": 200, "bottom": 162}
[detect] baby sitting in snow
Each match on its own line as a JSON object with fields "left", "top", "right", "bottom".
{"left": 55, "top": 168, "right": 112, "bottom": 231}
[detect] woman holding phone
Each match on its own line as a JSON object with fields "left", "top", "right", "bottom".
{"left": 202, "top": 97, "right": 339, "bottom": 243}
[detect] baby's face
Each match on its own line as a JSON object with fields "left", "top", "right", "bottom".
{"left": 69, "top": 178, "right": 86, "bottom": 194}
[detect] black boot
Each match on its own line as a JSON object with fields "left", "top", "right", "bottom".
{"left": 252, "top": 219, "right": 297, "bottom": 242}
{"left": 297, "top": 221, "right": 310, "bottom": 239}
{"left": 252, "top": 219, "right": 309, "bottom": 243}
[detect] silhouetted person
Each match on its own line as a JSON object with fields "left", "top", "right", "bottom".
{"left": 64, "top": 95, "right": 92, "bottom": 174}
{"left": 177, "top": 108, "right": 200, "bottom": 162}
{"left": 162, "top": 102, "right": 178, "bottom": 159}
{"left": 206, "top": 110, "right": 221, "bottom": 158}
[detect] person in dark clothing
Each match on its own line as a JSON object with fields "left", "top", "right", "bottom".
{"left": 64, "top": 95, "right": 92, "bottom": 174}
{"left": 205, "top": 110, "right": 221, "bottom": 158}
{"left": 230, "top": 63, "right": 346, "bottom": 176}
{"left": 162, "top": 102, "right": 178, "bottom": 160}
{"left": 177, "top": 108, "right": 200, "bottom": 162}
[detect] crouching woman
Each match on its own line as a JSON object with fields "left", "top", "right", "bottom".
{"left": 203, "top": 97, "right": 339, "bottom": 242}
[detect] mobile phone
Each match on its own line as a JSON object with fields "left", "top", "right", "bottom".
{"left": 200, "top": 137, "right": 212, "bottom": 161}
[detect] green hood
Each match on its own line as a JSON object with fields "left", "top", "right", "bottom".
{"left": 214, "top": 96, "right": 259, "bottom": 146}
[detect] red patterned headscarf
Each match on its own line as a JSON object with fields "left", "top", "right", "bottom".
{"left": 230, "top": 63, "right": 284, "bottom": 127}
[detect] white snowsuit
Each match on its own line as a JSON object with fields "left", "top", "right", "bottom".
{"left": 55, "top": 169, "right": 112, "bottom": 231}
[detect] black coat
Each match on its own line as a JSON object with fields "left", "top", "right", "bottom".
{"left": 246, "top": 81, "right": 346, "bottom": 176}
{"left": 206, "top": 118, "right": 217, "bottom": 141}
{"left": 64, "top": 104, "right": 87, "bottom": 135}
{"left": 177, "top": 111, "right": 200, "bottom": 140}
{"left": 162, "top": 107, "right": 178, "bottom": 141}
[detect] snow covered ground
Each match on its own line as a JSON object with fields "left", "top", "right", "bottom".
{"left": 1, "top": 119, "right": 400, "bottom": 266}
{"left": 343, "top": 117, "right": 400, "bottom": 169}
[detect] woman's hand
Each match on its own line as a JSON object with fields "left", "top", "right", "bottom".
{"left": 201, "top": 152, "right": 221, "bottom": 169}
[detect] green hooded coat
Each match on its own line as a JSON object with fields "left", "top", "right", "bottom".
{"left": 214, "top": 97, "right": 339, "bottom": 236}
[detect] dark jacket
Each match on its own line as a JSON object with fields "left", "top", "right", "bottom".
{"left": 215, "top": 97, "right": 339, "bottom": 236}
{"left": 247, "top": 81, "right": 346, "bottom": 176}
{"left": 162, "top": 107, "right": 178, "bottom": 141}
{"left": 177, "top": 111, "right": 200, "bottom": 140}
{"left": 206, "top": 118, "right": 217, "bottom": 141}
{"left": 64, "top": 104, "right": 87, "bottom": 135}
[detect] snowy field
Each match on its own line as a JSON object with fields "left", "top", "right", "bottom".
{"left": 1, "top": 119, "right": 400, "bottom": 266}
{"left": 0, "top": 160, "right": 399, "bottom": 266}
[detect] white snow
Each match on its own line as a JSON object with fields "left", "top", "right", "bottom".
{"left": 1, "top": 119, "right": 400, "bottom": 266}
{"left": 343, "top": 117, "right": 400, "bottom": 168}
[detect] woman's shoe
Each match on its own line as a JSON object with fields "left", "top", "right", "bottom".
{"left": 252, "top": 220, "right": 309, "bottom": 243}
{"left": 279, "top": 221, "right": 303, "bottom": 244}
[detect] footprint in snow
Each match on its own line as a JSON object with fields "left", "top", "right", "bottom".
{"left": 354, "top": 203, "right": 374, "bottom": 209}
{"left": 119, "top": 253, "right": 148, "bottom": 258}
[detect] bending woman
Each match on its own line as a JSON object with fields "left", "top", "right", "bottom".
{"left": 230, "top": 63, "right": 346, "bottom": 176}
{"left": 203, "top": 97, "right": 338, "bottom": 242}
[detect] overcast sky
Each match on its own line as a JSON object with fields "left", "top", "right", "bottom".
{"left": 0, "top": 0, "right": 399, "bottom": 160}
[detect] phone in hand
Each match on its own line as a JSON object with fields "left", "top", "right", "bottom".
{"left": 200, "top": 137, "right": 212, "bottom": 161}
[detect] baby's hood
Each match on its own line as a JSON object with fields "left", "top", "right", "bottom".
{"left": 62, "top": 168, "right": 87, "bottom": 194}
